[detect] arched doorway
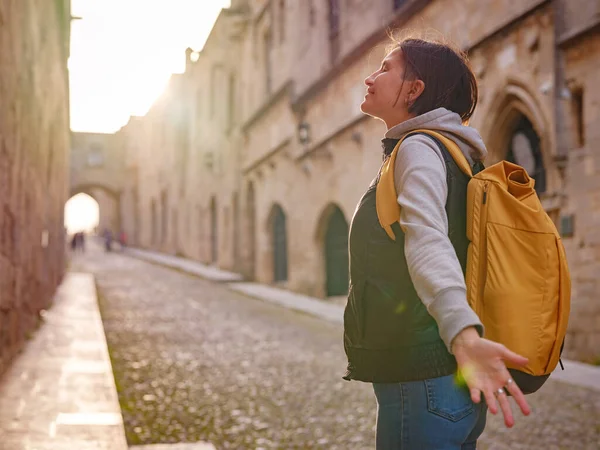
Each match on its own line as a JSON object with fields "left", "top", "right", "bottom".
{"left": 506, "top": 115, "right": 546, "bottom": 194}
{"left": 232, "top": 192, "right": 240, "bottom": 269}
{"left": 246, "top": 182, "right": 256, "bottom": 279}
{"left": 210, "top": 196, "right": 218, "bottom": 264}
{"left": 64, "top": 193, "right": 100, "bottom": 235}
{"left": 151, "top": 199, "right": 158, "bottom": 245}
{"left": 324, "top": 206, "right": 349, "bottom": 296}
{"left": 271, "top": 204, "right": 288, "bottom": 282}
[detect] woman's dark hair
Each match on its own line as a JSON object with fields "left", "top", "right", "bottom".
{"left": 391, "top": 37, "right": 478, "bottom": 123}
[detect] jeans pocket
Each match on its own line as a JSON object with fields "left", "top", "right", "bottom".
{"left": 424, "top": 374, "right": 474, "bottom": 422}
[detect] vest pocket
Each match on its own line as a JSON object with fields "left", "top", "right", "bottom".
{"left": 344, "top": 281, "right": 366, "bottom": 343}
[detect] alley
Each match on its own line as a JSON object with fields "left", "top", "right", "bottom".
{"left": 68, "top": 247, "right": 600, "bottom": 450}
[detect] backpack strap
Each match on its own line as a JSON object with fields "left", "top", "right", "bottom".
{"left": 376, "top": 129, "right": 474, "bottom": 241}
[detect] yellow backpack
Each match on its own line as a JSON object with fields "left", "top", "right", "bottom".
{"left": 376, "top": 129, "right": 571, "bottom": 393}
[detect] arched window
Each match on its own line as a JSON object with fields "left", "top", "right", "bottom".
{"left": 272, "top": 204, "right": 288, "bottom": 282}
{"left": 324, "top": 206, "right": 349, "bottom": 296}
{"left": 506, "top": 115, "right": 546, "bottom": 194}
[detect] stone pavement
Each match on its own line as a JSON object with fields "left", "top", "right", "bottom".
{"left": 127, "top": 247, "right": 600, "bottom": 394}
{"left": 0, "top": 273, "right": 128, "bottom": 450}
{"left": 85, "top": 248, "right": 600, "bottom": 449}
{"left": 1, "top": 246, "right": 598, "bottom": 449}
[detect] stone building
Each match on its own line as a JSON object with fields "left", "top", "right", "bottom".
{"left": 0, "top": 0, "right": 71, "bottom": 374}
{"left": 70, "top": 132, "right": 126, "bottom": 234}
{"left": 118, "top": 0, "right": 600, "bottom": 362}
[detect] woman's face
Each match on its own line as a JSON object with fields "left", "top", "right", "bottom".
{"left": 361, "top": 48, "right": 423, "bottom": 129}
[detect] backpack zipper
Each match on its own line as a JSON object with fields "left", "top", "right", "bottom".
{"left": 478, "top": 183, "right": 490, "bottom": 309}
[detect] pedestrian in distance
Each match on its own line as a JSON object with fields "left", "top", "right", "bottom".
{"left": 104, "top": 228, "right": 113, "bottom": 252}
{"left": 118, "top": 230, "right": 127, "bottom": 251}
{"left": 343, "top": 36, "right": 533, "bottom": 449}
{"left": 78, "top": 231, "right": 86, "bottom": 252}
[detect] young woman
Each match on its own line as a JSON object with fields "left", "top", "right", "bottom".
{"left": 343, "top": 38, "right": 531, "bottom": 449}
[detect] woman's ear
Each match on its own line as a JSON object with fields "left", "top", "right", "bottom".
{"left": 411, "top": 79, "right": 425, "bottom": 101}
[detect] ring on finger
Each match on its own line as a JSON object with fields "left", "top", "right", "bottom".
{"left": 495, "top": 387, "right": 506, "bottom": 396}
{"left": 506, "top": 378, "right": 514, "bottom": 386}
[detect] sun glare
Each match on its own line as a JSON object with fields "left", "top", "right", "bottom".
{"left": 65, "top": 193, "right": 100, "bottom": 235}
{"left": 69, "top": 0, "right": 231, "bottom": 133}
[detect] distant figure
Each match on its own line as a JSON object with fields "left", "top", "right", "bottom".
{"left": 70, "top": 233, "right": 77, "bottom": 252}
{"left": 103, "top": 229, "right": 113, "bottom": 252}
{"left": 118, "top": 231, "right": 127, "bottom": 250}
{"left": 78, "top": 232, "right": 86, "bottom": 252}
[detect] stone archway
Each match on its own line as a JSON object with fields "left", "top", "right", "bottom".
{"left": 245, "top": 182, "right": 256, "bottom": 279}
{"left": 315, "top": 203, "right": 349, "bottom": 298}
{"left": 481, "top": 82, "right": 551, "bottom": 173}
{"left": 480, "top": 80, "right": 560, "bottom": 223}
{"left": 324, "top": 207, "right": 349, "bottom": 296}
{"left": 210, "top": 196, "right": 218, "bottom": 264}
{"left": 69, "top": 184, "right": 121, "bottom": 235}
{"left": 64, "top": 193, "right": 100, "bottom": 235}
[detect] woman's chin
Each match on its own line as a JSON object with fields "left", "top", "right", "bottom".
{"left": 360, "top": 101, "right": 378, "bottom": 118}
{"left": 360, "top": 100, "right": 371, "bottom": 114}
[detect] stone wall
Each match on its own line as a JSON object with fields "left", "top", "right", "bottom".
{"left": 70, "top": 132, "right": 125, "bottom": 235}
{"left": 561, "top": 32, "right": 600, "bottom": 362}
{"left": 0, "top": 0, "right": 71, "bottom": 375}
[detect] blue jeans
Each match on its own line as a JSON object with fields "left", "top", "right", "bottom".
{"left": 373, "top": 374, "right": 487, "bottom": 449}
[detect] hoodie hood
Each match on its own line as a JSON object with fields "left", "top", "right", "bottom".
{"left": 385, "top": 107, "right": 488, "bottom": 164}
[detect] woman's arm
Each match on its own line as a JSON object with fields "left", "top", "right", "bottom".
{"left": 395, "top": 135, "right": 530, "bottom": 426}
{"left": 394, "top": 134, "right": 483, "bottom": 351}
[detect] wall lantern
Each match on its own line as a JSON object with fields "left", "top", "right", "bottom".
{"left": 298, "top": 121, "right": 311, "bottom": 146}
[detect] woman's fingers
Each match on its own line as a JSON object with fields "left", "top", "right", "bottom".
{"left": 495, "top": 390, "right": 515, "bottom": 427}
{"left": 483, "top": 388, "right": 498, "bottom": 415}
{"left": 505, "top": 377, "right": 531, "bottom": 416}
{"left": 470, "top": 387, "right": 481, "bottom": 404}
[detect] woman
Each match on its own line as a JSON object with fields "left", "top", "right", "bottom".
{"left": 343, "top": 37, "right": 531, "bottom": 449}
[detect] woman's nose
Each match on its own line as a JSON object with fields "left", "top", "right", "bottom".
{"left": 365, "top": 75, "right": 374, "bottom": 86}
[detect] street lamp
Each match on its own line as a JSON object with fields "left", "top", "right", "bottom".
{"left": 298, "top": 121, "right": 310, "bottom": 146}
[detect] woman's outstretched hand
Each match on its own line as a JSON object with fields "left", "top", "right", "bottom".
{"left": 452, "top": 327, "right": 532, "bottom": 428}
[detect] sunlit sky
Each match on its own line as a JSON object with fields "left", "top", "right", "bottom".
{"left": 69, "top": 0, "right": 231, "bottom": 133}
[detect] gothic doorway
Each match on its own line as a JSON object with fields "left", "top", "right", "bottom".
{"left": 272, "top": 204, "right": 288, "bottom": 282}
{"left": 325, "top": 206, "right": 349, "bottom": 296}
{"left": 246, "top": 182, "right": 256, "bottom": 279}
{"left": 210, "top": 196, "right": 218, "bottom": 264}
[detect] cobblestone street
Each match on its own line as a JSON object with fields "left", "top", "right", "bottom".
{"left": 72, "top": 249, "right": 600, "bottom": 450}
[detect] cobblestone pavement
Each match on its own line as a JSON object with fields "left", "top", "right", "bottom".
{"left": 72, "top": 249, "right": 600, "bottom": 450}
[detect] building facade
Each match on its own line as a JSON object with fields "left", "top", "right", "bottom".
{"left": 118, "top": 0, "right": 600, "bottom": 362}
{"left": 0, "top": 0, "right": 72, "bottom": 374}
{"left": 70, "top": 132, "right": 126, "bottom": 234}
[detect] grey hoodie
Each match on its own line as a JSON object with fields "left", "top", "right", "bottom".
{"left": 385, "top": 107, "right": 487, "bottom": 352}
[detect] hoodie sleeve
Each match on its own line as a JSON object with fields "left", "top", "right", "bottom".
{"left": 394, "top": 134, "right": 483, "bottom": 352}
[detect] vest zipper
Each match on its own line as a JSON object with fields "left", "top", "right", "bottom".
{"left": 478, "top": 182, "right": 490, "bottom": 311}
